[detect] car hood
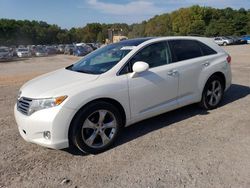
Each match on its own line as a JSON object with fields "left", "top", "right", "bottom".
{"left": 20, "top": 68, "right": 99, "bottom": 98}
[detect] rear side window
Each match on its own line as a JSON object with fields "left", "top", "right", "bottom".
{"left": 197, "top": 41, "right": 217, "bottom": 56}
{"left": 168, "top": 40, "right": 202, "bottom": 62}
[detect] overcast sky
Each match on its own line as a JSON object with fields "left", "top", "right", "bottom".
{"left": 0, "top": 0, "right": 249, "bottom": 29}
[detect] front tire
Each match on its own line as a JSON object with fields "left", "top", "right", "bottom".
{"left": 69, "top": 101, "right": 123, "bottom": 154}
{"left": 200, "top": 75, "right": 224, "bottom": 110}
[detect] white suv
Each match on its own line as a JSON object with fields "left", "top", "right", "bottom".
{"left": 14, "top": 37, "right": 232, "bottom": 154}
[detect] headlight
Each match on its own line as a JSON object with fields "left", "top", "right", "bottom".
{"left": 28, "top": 96, "right": 67, "bottom": 115}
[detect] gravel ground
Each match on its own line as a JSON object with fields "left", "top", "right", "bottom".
{"left": 0, "top": 47, "right": 249, "bottom": 188}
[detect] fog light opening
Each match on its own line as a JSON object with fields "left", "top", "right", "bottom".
{"left": 43, "top": 131, "right": 51, "bottom": 140}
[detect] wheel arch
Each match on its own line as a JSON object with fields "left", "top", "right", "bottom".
{"left": 210, "top": 72, "right": 226, "bottom": 89}
{"left": 68, "top": 97, "right": 127, "bottom": 142}
{"left": 202, "top": 71, "right": 226, "bottom": 93}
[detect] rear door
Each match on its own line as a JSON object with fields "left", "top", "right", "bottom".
{"left": 168, "top": 39, "right": 212, "bottom": 106}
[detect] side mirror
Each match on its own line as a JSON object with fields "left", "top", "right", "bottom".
{"left": 132, "top": 61, "right": 149, "bottom": 74}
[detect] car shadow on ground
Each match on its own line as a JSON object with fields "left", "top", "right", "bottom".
{"left": 64, "top": 83, "right": 250, "bottom": 156}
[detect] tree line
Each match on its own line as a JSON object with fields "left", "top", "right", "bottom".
{"left": 0, "top": 5, "right": 250, "bottom": 46}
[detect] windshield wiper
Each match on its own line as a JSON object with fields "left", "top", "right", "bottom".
{"left": 75, "top": 69, "right": 97, "bottom": 74}
{"left": 66, "top": 64, "right": 100, "bottom": 74}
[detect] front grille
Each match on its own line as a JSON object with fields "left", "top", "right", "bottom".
{"left": 17, "top": 97, "right": 32, "bottom": 115}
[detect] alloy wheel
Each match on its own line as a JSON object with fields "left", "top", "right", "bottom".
{"left": 206, "top": 80, "right": 222, "bottom": 107}
{"left": 81, "top": 110, "right": 117, "bottom": 148}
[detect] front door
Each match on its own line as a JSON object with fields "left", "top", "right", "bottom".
{"left": 127, "top": 41, "right": 179, "bottom": 120}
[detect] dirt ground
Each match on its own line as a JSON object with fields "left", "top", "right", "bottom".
{"left": 0, "top": 47, "right": 249, "bottom": 188}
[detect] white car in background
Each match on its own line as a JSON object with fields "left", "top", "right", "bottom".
{"left": 14, "top": 37, "right": 232, "bottom": 154}
{"left": 16, "top": 48, "right": 31, "bottom": 58}
{"left": 214, "top": 37, "right": 234, "bottom": 46}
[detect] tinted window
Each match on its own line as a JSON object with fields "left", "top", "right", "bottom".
{"left": 215, "top": 37, "right": 221, "bottom": 40}
{"left": 0, "top": 48, "right": 9, "bottom": 53}
{"left": 130, "top": 42, "right": 171, "bottom": 69}
{"left": 169, "top": 40, "right": 202, "bottom": 62}
{"left": 198, "top": 41, "right": 217, "bottom": 56}
{"left": 119, "top": 63, "right": 130, "bottom": 75}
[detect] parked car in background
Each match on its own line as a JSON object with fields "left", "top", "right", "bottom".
{"left": 16, "top": 48, "right": 31, "bottom": 58}
{"left": 27, "top": 45, "right": 36, "bottom": 56}
{"left": 94, "top": 43, "right": 102, "bottom": 49}
{"left": 64, "top": 44, "right": 75, "bottom": 55}
{"left": 46, "top": 46, "right": 57, "bottom": 55}
{"left": 214, "top": 37, "right": 234, "bottom": 46}
{"left": 0, "top": 47, "right": 13, "bottom": 61}
{"left": 58, "top": 45, "right": 65, "bottom": 54}
{"left": 15, "top": 37, "right": 232, "bottom": 154}
{"left": 241, "top": 35, "right": 250, "bottom": 44}
{"left": 9, "top": 46, "right": 17, "bottom": 57}
{"left": 86, "top": 43, "right": 97, "bottom": 50}
{"left": 84, "top": 44, "right": 93, "bottom": 54}
{"left": 229, "top": 36, "right": 247, "bottom": 45}
{"left": 226, "top": 36, "right": 237, "bottom": 44}
{"left": 76, "top": 43, "right": 93, "bottom": 54}
{"left": 35, "top": 47, "right": 48, "bottom": 57}
{"left": 73, "top": 46, "right": 89, "bottom": 56}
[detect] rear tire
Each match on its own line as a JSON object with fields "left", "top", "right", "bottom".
{"left": 200, "top": 75, "right": 224, "bottom": 110}
{"left": 69, "top": 101, "right": 123, "bottom": 154}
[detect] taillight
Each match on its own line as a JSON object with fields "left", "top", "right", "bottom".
{"left": 227, "top": 55, "right": 232, "bottom": 64}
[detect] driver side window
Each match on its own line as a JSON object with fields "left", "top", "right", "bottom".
{"left": 130, "top": 41, "right": 171, "bottom": 69}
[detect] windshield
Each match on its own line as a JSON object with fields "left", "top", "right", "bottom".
{"left": 37, "top": 48, "right": 46, "bottom": 52}
{"left": 66, "top": 38, "right": 153, "bottom": 74}
{"left": 0, "top": 48, "right": 9, "bottom": 53}
{"left": 18, "top": 48, "right": 28, "bottom": 52}
{"left": 67, "top": 43, "right": 132, "bottom": 74}
{"left": 66, "top": 45, "right": 74, "bottom": 48}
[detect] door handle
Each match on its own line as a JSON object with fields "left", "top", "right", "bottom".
{"left": 167, "top": 70, "right": 178, "bottom": 76}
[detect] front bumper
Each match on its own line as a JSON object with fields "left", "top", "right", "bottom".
{"left": 0, "top": 55, "right": 12, "bottom": 60}
{"left": 35, "top": 53, "right": 47, "bottom": 57}
{"left": 14, "top": 104, "right": 76, "bottom": 149}
{"left": 18, "top": 53, "right": 30, "bottom": 58}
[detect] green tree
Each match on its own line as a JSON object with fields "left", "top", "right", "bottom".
{"left": 1, "top": 5, "right": 250, "bottom": 46}
{"left": 97, "top": 32, "right": 105, "bottom": 43}
{"left": 145, "top": 14, "right": 173, "bottom": 36}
